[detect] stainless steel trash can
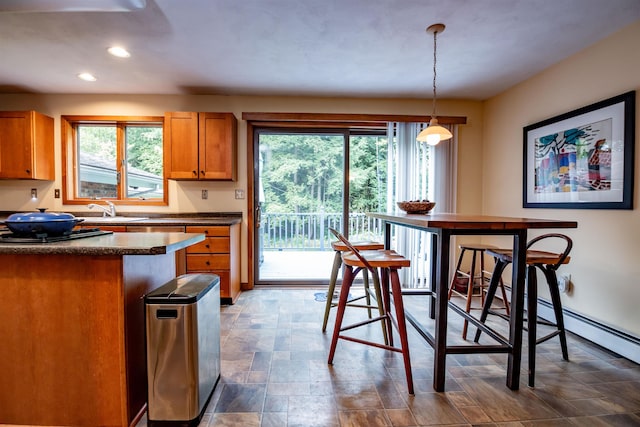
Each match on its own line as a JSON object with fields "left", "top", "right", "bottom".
{"left": 145, "top": 273, "right": 221, "bottom": 427}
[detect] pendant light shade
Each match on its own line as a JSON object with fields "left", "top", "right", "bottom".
{"left": 416, "top": 118, "right": 453, "bottom": 146}
{"left": 418, "top": 23, "right": 452, "bottom": 146}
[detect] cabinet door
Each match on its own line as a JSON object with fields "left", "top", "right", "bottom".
{"left": 0, "top": 111, "right": 54, "bottom": 180}
{"left": 164, "top": 112, "right": 199, "bottom": 179}
{"left": 198, "top": 113, "right": 237, "bottom": 180}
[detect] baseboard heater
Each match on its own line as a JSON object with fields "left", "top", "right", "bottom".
{"left": 536, "top": 298, "right": 640, "bottom": 364}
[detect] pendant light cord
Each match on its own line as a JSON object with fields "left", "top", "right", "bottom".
{"left": 432, "top": 28, "right": 438, "bottom": 119}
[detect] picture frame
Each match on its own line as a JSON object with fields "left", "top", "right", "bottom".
{"left": 523, "top": 91, "right": 635, "bottom": 209}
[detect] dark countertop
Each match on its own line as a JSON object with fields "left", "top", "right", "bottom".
{"left": 0, "top": 212, "right": 243, "bottom": 227}
{"left": 79, "top": 217, "right": 243, "bottom": 227}
{"left": 0, "top": 232, "right": 205, "bottom": 255}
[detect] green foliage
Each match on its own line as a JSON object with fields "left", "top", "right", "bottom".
{"left": 126, "top": 126, "right": 163, "bottom": 175}
{"left": 78, "top": 126, "right": 116, "bottom": 161}
{"left": 260, "top": 132, "right": 387, "bottom": 215}
{"left": 78, "top": 125, "right": 163, "bottom": 176}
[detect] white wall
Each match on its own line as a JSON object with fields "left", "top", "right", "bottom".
{"left": 483, "top": 20, "right": 640, "bottom": 338}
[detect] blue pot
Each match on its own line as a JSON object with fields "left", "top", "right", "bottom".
{"left": 4, "top": 209, "right": 84, "bottom": 236}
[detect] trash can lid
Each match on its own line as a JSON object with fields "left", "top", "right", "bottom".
{"left": 145, "top": 273, "right": 220, "bottom": 304}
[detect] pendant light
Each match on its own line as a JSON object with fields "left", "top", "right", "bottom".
{"left": 416, "top": 23, "right": 453, "bottom": 146}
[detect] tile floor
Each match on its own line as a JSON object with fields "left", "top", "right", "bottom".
{"left": 139, "top": 287, "right": 640, "bottom": 427}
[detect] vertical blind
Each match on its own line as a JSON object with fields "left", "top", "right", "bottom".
{"left": 386, "top": 122, "right": 457, "bottom": 288}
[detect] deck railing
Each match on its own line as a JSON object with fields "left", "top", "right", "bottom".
{"left": 261, "top": 212, "right": 384, "bottom": 251}
{"left": 261, "top": 211, "right": 433, "bottom": 289}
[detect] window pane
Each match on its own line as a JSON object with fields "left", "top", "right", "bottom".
{"left": 125, "top": 125, "right": 164, "bottom": 199}
{"left": 77, "top": 125, "right": 117, "bottom": 198}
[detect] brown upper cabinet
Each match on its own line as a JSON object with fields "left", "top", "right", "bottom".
{"left": 164, "top": 112, "right": 237, "bottom": 181}
{"left": 0, "top": 111, "right": 54, "bottom": 180}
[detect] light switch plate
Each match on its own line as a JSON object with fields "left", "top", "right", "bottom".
{"left": 235, "top": 189, "right": 245, "bottom": 199}
{"left": 201, "top": 189, "right": 208, "bottom": 199}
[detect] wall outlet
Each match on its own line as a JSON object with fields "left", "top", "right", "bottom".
{"left": 31, "top": 188, "right": 37, "bottom": 199}
{"left": 235, "top": 189, "right": 245, "bottom": 199}
{"left": 54, "top": 189, "right": 60, "bottom": 198}
{"left": 201, "top": 189, "right": 208, "bottom": 200}
{"left": 558, "top": 274, "right": 572, "bottom": 294}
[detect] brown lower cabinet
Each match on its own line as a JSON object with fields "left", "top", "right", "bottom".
{"left": 79, "top": 223, "right": 241, "bottom": 303}
{"left": 185, "top": 224, "right": 240, "bottom": 304}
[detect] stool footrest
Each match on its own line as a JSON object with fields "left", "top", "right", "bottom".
{"left": 338, "top": 334, "right": 404, "bottom": 354}
{"left": 339, "top": 315, "right": 387, "bottom": 332}
{"left": 536, "top": 330, "right": 561, "bottom": 345}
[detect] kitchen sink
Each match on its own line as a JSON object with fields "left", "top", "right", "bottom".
{"left": 76, "top": 216, "right": 149, "bottom": 223}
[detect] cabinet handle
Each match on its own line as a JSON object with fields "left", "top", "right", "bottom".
{"left": 200, "top": 170, "right": 204, "bottom": 175}
{"left": 205, "top": 244, "right": 210, "bottom": 249}
{"left": 205, "top": 260, "right": 210, "bottom": 266}
{"left": 192, "top": 170, "right": 197, "bottom": 176}
{"left": 25, "top": 169, "right": 31, "bottom": 174}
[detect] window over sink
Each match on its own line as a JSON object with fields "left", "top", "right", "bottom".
{"left": 61, "top": 115, "right": 167, "bottom": 206}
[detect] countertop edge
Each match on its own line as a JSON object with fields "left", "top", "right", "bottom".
{"left": 0, "top": 212, "right": 243, "bottom": 227}
{"left": 0, "top": 232, "right": 205, "bottom": 255}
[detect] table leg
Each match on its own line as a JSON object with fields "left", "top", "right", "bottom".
{"left": 433, "top": 229, "right": 451, "bottom": 392}
{"left": 429, "top": 233, "right": 437, "bottom": 319}
{"left": 506, "top": 230, "right": 527, "bottom": 390}
{"left": 384, "top": 222, "right": 391, "bottom": 250}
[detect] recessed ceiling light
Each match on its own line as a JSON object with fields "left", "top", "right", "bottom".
{"left": 107, "top": 46, "right": 131, "bottom": 58}
{"left": 77, "top": 72, "right": 97, "bottom": 82}
{"left": 0, "top": 0, "right": 147, "bottom": 12}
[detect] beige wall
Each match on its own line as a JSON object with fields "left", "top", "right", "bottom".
{"left": 0, "top": 94, "right": 483, "bottom": 285}
{"left": 483, "top": 21, "right": 640, "bottom": 336}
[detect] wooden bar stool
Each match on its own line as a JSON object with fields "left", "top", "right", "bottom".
{"left": 326, "top": 228, "right": 414, "bottom": 394}
{"left": 321, "top": 239, "right": 385, "bottom": 337}
{"left": 448, "top": 243, "right": 510, "bottom": 339}
{"left": 474, "top": 233, "right": 572, "bottom": 387}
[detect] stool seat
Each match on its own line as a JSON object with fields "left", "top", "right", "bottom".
{"left": 331, "top": 241, "right": 384, "bottom": 252}
{"left": 460, "top": 243, "right": 499, "bottom": 251}
{"left": 487, "top": 248, "right": 571, "bottom": 266}
{"left": 342, "top": 249, "right": 411, "bottom": 268}
{"left": 327, "top": 228, "right": 414, "bottom": 394}
{"left": 476, "top": 233, "right": 573, "bottom": 387}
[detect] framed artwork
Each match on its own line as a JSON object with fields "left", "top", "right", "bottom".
{"left": 523, "top": 91, "right": 635, "bottom": 209}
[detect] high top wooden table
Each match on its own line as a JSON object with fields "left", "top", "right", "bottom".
{"left": 366, "top": 213, "right": 578, "bottom": 392}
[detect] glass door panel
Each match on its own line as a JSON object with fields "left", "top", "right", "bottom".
{"left": 256, "top": 131, "right": 345, "bottom": 284}
{"left": 347, "top": 132, "right": 388, "bottom": 242}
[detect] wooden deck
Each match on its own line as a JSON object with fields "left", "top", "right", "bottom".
{"left": 259, "top": 250, "right": 336, "bottom": 281}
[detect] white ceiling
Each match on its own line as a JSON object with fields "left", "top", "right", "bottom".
{"left": 1, "top": 0, "right": 639, "bottom": 100}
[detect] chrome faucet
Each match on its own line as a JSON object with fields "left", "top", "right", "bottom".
{"left": 87, "top": 200, "right": 116, "bottom": 217}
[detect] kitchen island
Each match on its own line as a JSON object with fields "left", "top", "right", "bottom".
{"left": 74, "top": 214, "right": 243, "bottom": 304}
{"left": 0, "top": 232, "right": 205, "bottom": 427}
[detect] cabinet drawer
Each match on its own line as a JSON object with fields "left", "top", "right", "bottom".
{"left": 187, "top": 237, "right": 229, "bottom": 254}
{"left": 186, "top": 254, "right": 230, "bottom": 270}
{"left": 186, "top": 226, "right": 229, "bottom": 237}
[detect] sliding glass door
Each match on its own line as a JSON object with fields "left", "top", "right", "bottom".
{"left": 254, "top": 128, "right": 388, "bottom": 285}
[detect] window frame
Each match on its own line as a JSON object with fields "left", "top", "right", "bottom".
{"left": 61, "top": 115, "right": 168, "bottom": 206}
